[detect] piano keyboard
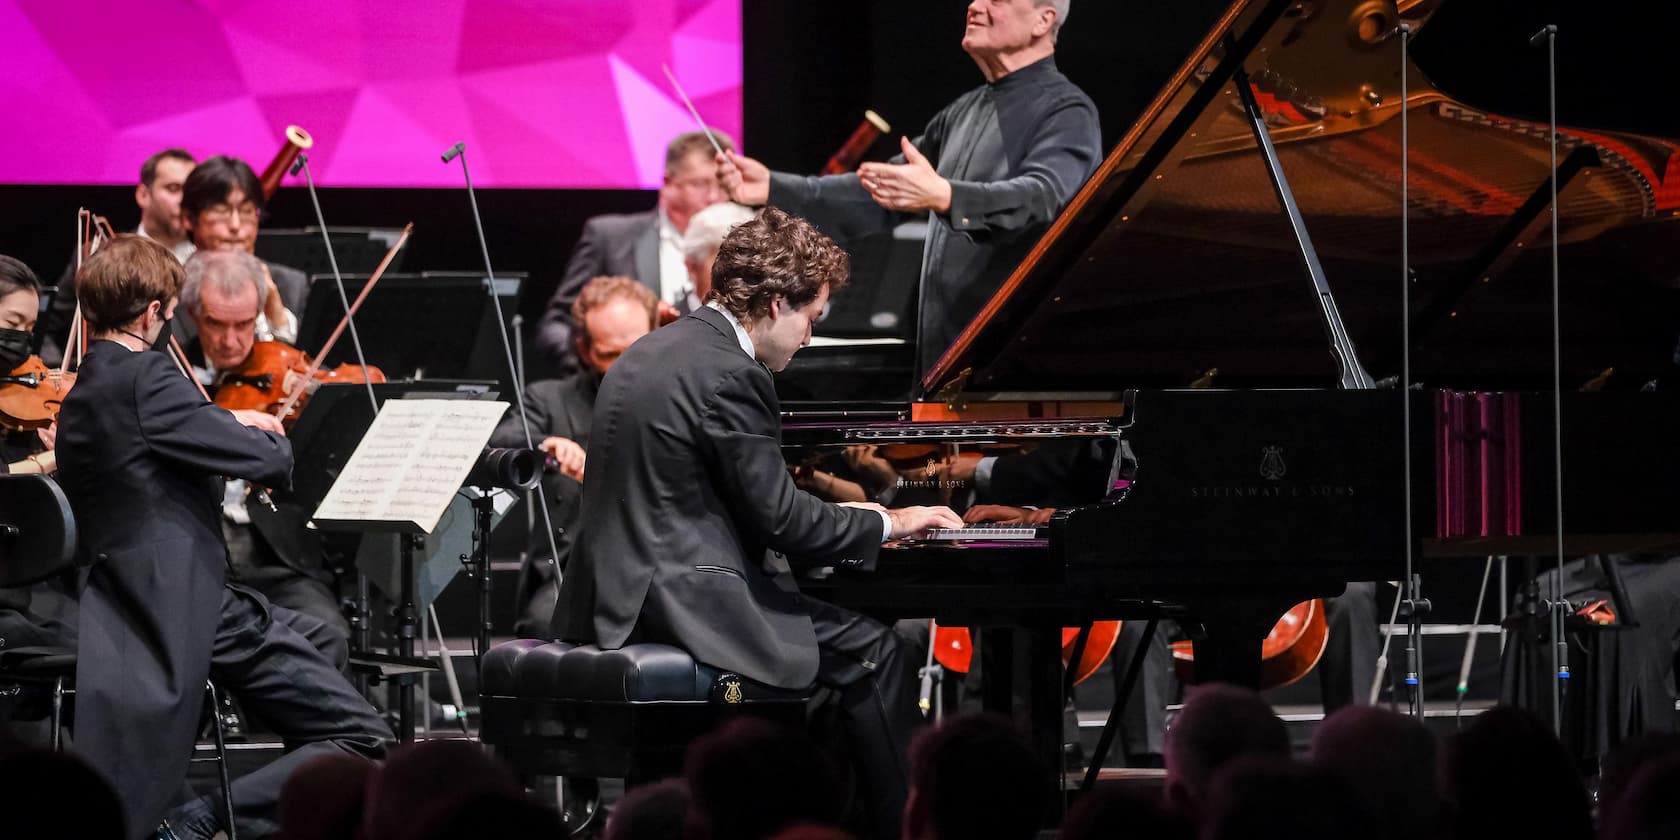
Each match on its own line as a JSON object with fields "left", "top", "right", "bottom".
{"left": 917, "top": 525, "right": 1041, "bottom": 541}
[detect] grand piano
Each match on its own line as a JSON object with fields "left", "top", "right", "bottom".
{"left": 777, "top": 0, "right": 1680, "bottom": 778}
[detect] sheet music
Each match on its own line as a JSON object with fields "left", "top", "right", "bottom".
{"left": 312, "top": 399, "right": 508, "bottom": 533}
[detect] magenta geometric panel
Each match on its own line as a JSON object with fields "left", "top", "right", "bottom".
{"left": 0, "top": 0, "right": 741, "bottom": 188}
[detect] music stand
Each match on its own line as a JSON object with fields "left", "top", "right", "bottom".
{"left": 254, "top": 227, "right": 408, "bottom": 278}
{"left": 295, "top": 272, "right": 523, "bottom": 399}
{"left": 282, "top": 380, "right": 500, "bottom": 509}
{"left": 818, "top": 220, "right": 923, "bottom": 340}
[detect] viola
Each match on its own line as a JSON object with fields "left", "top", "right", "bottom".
{"left": 0, "top": 355, "right": 76, "bottom": 432}
{"left": 1170, "top": 598, "right": 1329, "bottom": 690}
{"left": 214, "top": 340, "right": 385, "bottom": 426}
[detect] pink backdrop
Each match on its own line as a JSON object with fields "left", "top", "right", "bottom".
{"left": 0, "top": 0, "right": 741, "bottom": 188}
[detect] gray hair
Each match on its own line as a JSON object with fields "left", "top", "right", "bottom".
{"left": 1034, "top": 0, "right": 1069, "bottom": 40}
{"left": 181, "top": 249, "right": 265, "bottom": 316}
{"left": 680, "top": 202, "right": 758, "bottom": 263}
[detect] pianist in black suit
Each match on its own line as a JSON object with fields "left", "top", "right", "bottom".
{"left": 555, "top": 208, "right": 961, "bottom": 840}
{"left": 57, "top": 236, "right": 389, "bottom": 840}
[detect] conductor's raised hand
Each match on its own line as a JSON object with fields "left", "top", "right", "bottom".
{"left": 857, "top": 137, "right": 951, "bottom": 213}
{"left": 717, "top": 151, "right": 769, "bottom": 207}
{"left": 231, "top": 409, "right": 286, "bottom": 435}
{"left": 885, "top": 504, "right": 964, "bottom": 539}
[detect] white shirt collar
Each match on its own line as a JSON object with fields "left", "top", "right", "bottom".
{"left": 134, "top": 225, "right": 195, "bottom": 264}
{"left": 705, "top": 301, "right": 756, "bottom": 360}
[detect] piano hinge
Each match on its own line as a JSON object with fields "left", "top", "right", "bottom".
{"left": 933, "top": 368, "right": 971, "bottom": 412}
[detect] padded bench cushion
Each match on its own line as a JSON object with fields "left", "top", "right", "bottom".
{"left": 484, "top": 640, "right": 807, "bottom": 704}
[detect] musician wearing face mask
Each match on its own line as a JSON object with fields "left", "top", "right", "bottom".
{"left": 56, "top": 234, "right": 389, "bottom": 840}
{"left": 177, "top": 248, "right": 352, "bottom": 649}
{"left": 489, "top": 274, "right": 659, "bottom": 637}
{"left": 0, "top": 254, "right": 78, "bottom": 686}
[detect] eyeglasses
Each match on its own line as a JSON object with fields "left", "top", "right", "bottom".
{"left": 200, "top": 203, "right": 261, "bottom": 223}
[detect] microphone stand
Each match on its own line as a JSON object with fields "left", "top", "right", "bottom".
{"left": 292, "top": 155, "right": 451, "bottom": 718}
{"left": 442, "top": 142, "right": 566, "bottom": 676}
{"left": 293, "top": 154, "right": 379, "bottom": 410}
{"left": 1531, "top": 23, "right": 1572, "bottom": 736}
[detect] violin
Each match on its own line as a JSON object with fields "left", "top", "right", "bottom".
{"left": 0, "top": 355, "right": 76, "bottom": 432}
{"left": 214, "top": 340, "right": 385, "bottom": 426}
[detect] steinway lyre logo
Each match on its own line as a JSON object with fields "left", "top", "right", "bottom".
{"left": 1259, "top": 446, "right": 1287, "bottom": 481}
{"left": 723, "top": 678, "right": 744, "bottom": 704}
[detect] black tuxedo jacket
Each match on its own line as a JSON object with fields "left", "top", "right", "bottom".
{"left": 554, "top": 306, "right": 881, "bottom": 688}
{"left": 534, "top": 210, "right": 660, "bottom": 367}
{"left": 57, "top": 340, "right": 291, "bottom": 833}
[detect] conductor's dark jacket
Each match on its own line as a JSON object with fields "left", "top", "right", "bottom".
{"left": 57, "top": 340, "right": 291, "bottom": 836}
{"left": 555, "top": 306, "right": 881, "bottom": 689}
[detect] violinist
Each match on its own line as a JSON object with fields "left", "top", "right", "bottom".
{"left": 488, "top": 274, "right": 659, "bottom": 636}
{"left": 0, "top": 253, "right": 77, "bottom": 670}
{"left": 179, "top": 248, "right": 349, "bottom": 646}
{"left": 56, "top": 234, "right": 389, "bottom": 839}
{"left": 0, "top": 255, "right": 57, "bottom": 474}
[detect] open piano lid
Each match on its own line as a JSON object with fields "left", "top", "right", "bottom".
{"left": 924, "top": 0, "right": 1680, "bottom": 400}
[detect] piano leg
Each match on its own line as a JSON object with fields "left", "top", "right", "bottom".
{"left": 976, "top": 626, "right": 1070, "bottom": 822}
{"left": 1187, "top": 597, "right": 1300, "bottom": 689}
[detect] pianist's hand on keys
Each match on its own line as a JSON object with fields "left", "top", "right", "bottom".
{"left": 884, "top": 505, "right": 963, "bottom": 539}
{"left": 962, "top": 504, "right": 1055, "bottom": 526}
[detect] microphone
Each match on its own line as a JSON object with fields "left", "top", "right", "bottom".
{"left": 289, "top": 154, "right": 306, "bottom": 177}
{"left": 441, "top": 141, "right": 565, "bottom": 615}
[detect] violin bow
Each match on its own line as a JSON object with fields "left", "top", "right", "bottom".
{"left": 270, "top": 223, "right": 412, "bottom": 421}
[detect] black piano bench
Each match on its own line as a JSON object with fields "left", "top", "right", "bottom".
{"left": 479, "top": 640, "right": 811, "bottom": 786}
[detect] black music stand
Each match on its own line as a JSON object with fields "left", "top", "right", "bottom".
{"left": 295, "top": 272, "right": 523, "bottom": 399}
{"left": 819, "top": 221, "right": 923, "bottom": 340}
{"left": 282, "top": 380, "right": 499, "bottom": 510}
{"left": 282, "top": 381, "right": 499, "bottom": 740}
{"left": 254, "top": 227, "right": 408, "bottom": 279}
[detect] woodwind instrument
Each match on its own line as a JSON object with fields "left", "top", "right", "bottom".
{"left": 258, "top": 125, "right": 314, "bottom": 200}
{"left": 822, "top": 110, "right": 891, "bottom": 175}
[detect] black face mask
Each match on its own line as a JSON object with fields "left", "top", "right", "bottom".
{"left": 0, "top": 327, "right": 31, "bottom": 371}
{"left": 148, "top": 316, "right": 174, "bottom": 353}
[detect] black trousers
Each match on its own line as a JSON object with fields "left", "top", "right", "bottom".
{"left": 1111, "top": 618, "right": 1175, "bottom": 760}
{"left": 169, "top": 586, "right": 391, "bottom": 838}
{"left": 1321, "top": 581, "right": 1382, "bottom": 711}
{"left": 805, "top": 596, "right": 922, "bottom": 840}
{"left": 1503, "top": 554, "right": 1680, "bottom": 759}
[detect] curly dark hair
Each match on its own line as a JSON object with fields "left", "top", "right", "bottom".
{"left": 706, "top": 207, "right": 848, "bottom": 324}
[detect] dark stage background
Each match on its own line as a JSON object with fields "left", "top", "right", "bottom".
{"left": 2, "top": 0, "right": 1671, "bottom": 381}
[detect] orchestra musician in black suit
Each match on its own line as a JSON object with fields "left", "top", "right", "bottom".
{"left": 489, "top": 275, "right": 659, "bottom": 637}
{"left": 555, "top": 208, "right": 962, "bottom": 840}
{"left": 56, "top": 235, "right": 388, "bottom": 840}
{"left": 534, "top": 131, "right": 736, "bottom": 370}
